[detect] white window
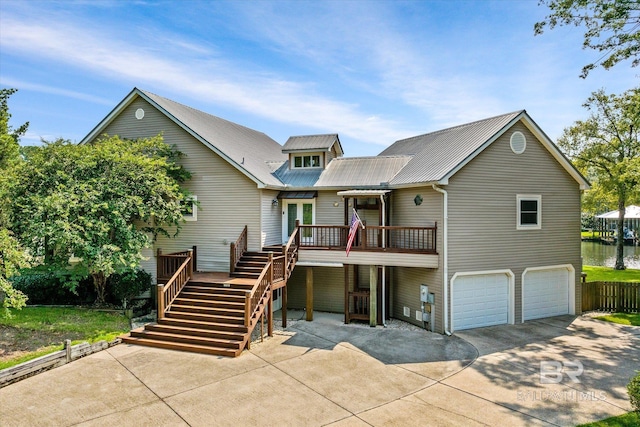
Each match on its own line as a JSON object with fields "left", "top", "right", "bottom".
{"left": 517, "top": 195, "right": 541, "bottom": 230}
{"left": 293, "top": 154, "right": 321, "bottom": 169}
{"left": 182, "top": 195, "right": 197, "bottom": 221}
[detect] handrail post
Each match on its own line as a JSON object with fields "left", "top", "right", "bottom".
{"left": 192, "top": 245, "right": 197, "bottom": 272}
{"left": 244, "top": 290, "right": 251, "bottom": 327}
{"left": 230, "top": 242, "right": 236, "bottom": 274}
{"left": 157, "top": 284, "right": 165, "bottom": 320}
{"left": 187, "top": 249, "right": 193, "bottom": 279}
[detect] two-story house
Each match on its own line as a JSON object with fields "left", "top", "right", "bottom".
{"left": 81, "top": 88, "right": 589, "bottom": 356}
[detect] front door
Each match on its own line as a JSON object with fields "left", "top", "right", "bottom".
{"left": 282, "top": 200, "right": 315, "bottom": 243}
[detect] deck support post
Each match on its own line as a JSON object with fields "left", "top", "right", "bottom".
{"left": 344, "top": 264, "right": 350, "bottom": 324}
{"left": 306, "top": 267, "right": 313, "bottom": 321}
{"left": 282, "top": 285, "right": 288, "bottom": 328}
{"left": 369, "top": 265, "right": 377, "bottom": 327}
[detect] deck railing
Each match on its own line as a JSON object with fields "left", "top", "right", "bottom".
{"left": 156, "top": 249, "right": 193, "bottom": 320}
{"left": 244, "top": 253, "right": 273, "bottom": 333}
{"left": 230, "top": 225, "right": 248, "bottom": 274}
{"left": 297, "top": 223, "right": 437, "bottom": 253}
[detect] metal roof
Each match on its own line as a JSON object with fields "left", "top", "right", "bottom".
{"left": 382, "top": 111, "right": 523, "bottom": 186}
{"left": 282, "top": 134, "right": 343, "bottom": 155}
{"left": 139, "top": 90, "right": 287, "bottom": 187}
{"left": 81, "top": 88, "right": 287, "bottom": 188}
{"left": 277, "top": 191, "right": 318, "bottom": 199}
{"left": 314, "top": 155, "right": 412, "bottom": 188}
{"left": 596, "top": 205, "right": 640, "bottom": 219}
{"left": 272, "top": 162, "right": 324, "bottom": 187}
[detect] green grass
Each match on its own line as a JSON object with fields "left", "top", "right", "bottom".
{"left": 577, "top": 412, "right": 639, "bottom": 427}
{"left": 0, "top": 306, "right": 130, "bottom": 370}
{"left": 593, "top": 313, "right": 640, "bottom": 326}
{"left": 582, "top": 266, "right": 640, "bottom": 283}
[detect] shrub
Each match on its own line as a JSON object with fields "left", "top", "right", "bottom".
{"left": 10, "top": 268, "right": 95, "bottom": 305}
{"left": 629, "top": 371, "right": 640, "bottom": 415}
{"left": 109, "top": 269, "right": 152, "bottom": 308}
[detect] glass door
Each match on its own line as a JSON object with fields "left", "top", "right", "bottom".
{"left": 282, "top": 200, "right": 315, "bottom": 243}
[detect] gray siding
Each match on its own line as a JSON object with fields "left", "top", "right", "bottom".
{"left": 261, "top": 189, "right": 282, "bottom": 247}
{"left": 316, "top": 190, "right": 345, "bottom": 225}
{"left": 287, "top": 266, "right": 345, "bottom": 313}
{"left": 94, "top": 97, "right": 263, "bottom": 274}
{"left": 390, "top": 188, "right": 445, "bottom": 331}
{"left": 446, "top": 121, "right": 583, "bottom": 324}
{"left": 392, "top": 267, "right": 442, "bottom": 330}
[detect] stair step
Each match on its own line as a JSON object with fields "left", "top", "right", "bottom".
{"left": 231, "top": 272, "right": 261, "bottom": 279}
{"left": 159, "top": 317, "right": 248, "bottom": 333}
{"left": 166, "top": 311, "right": 246, "bottom": 324}
{"left": 179, "top": 291, "right": 246, "bottom": 303}
{"left": 173, "top": 297, "right": 245, "bottom": 309}
{"left": 130, "top": 329, "right": 243, "bottom": 349}
{"left": 145, "top": 324, "right": 245, "bottom": 342}
{"left": 170, "top": 304, "right": 244, "bottom": 317}
{"left": 121, "top": 336, "right": 241, "bottom": 357}
{"left": 184, "top": 284, "right": 251, "bottom": 294}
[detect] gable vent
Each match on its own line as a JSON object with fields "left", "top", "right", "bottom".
{"left": 510, "top": 131, "right": 526, "bottom": 154}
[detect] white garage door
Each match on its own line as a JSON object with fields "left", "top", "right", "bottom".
{"left": 452, "top": 273, "right": 510, "bottom": 331}
{"left": 523, "top": 267, "right": 569, "bottom": 321}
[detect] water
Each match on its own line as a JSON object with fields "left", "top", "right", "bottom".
{"left": 581, "top": 241, "right": 640, "bottom": 269}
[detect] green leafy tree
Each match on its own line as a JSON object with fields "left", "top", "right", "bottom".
{"left": 558, "top": 87, "right": 640, "bottom": 269}
{"left": 0, "top": 229, "right": 29, "bottom": 314}
{"left": 0, "top": 88, "right": 29, "bottom": 313}
{"left": 9, "top": 135, "right": 191, "bottom": 304}
{"left": 535, "top": 0, "right": 640, "bottom": 78}
{"left": 0, "top": 88, "right": 29, "bottom": 170}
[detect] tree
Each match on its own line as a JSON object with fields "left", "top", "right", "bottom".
{"left": 9, "top": 135, "right": 191, "bottom": 304}
{"left": 558, "top": 87, "right": 640, "bottom": 269}
{"left": 0, "top": 229, "right": 29, "bottom": 314}
{"left": 0, "top": 88, "right": 28, "bottom": 170}
{"left": 0, "top": 88, "right": 30, "bottom": 314}
{"left": 535, "top": 0, "right": 640, "bottom": 78}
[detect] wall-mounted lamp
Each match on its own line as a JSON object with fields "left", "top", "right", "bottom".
{"left": 333, "top": 201, "right": 340, "bottom": 207}
{"left": 414, "top": 195, "right": 423, "bottom": 206}
{"left": 272, "top": 198, "right": 279, "bottom": 207}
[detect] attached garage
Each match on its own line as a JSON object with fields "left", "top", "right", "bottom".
{"left": 451, "top": 271, "right": 514, "bottom": 331}
{"left": 522, "top": 265, "right": 574, "bottom": 321}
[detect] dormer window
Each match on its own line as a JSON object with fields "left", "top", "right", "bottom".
{"left": 294, "top": 154, "right": 321, "bottom": 168}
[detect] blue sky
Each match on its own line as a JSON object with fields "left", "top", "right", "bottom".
{"left": 0, "top": 0, "right": 637, "bottom": 157}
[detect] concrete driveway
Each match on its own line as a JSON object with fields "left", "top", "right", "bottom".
{"left": 1, "top": 312, "right": 638, "bottom": 426}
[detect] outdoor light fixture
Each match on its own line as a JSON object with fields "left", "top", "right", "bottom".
{"left": 333, "top": 201, "right": 339, "bottom": 207}
{"left": 272, "top": 198, "right": 279, "bottom": 207}
{"left": 414, "top": 195, "right": 423, "bottom": 206}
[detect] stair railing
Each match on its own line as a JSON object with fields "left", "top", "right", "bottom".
{"left": 157, "top": 249, "right": 193, "bottom": 320}
{"left": 282, "top": 224, "right": 300, "bottom": 280}
{"left": 244, "top": 252, "right": 273, "bottom": 334}
{"left": 230, "top": 225, "right": 248, "bottom": 274}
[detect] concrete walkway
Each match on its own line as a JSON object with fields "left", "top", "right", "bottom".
{"left": 1, "top": 312, "right": 638, "bottom": 426}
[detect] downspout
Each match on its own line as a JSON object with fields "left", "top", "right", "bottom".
{"left": 380, "top": 194, "right": 387, "bottom": 326}
{"left": 432, "top": 184, "right": 451, "bottom": 335}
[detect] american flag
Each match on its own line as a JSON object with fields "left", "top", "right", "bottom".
{"left": 346, "top": 210, "right": 362, "bottom": 256}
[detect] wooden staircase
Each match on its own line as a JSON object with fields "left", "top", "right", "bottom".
{"left": 231, "top": 251, "right": 271, "bottom": 280}
{"left": 122, "top": 227, "right": 299, "bottom": 357}
{"left": 122, "top": 279, "right": 261, "bottom": 357}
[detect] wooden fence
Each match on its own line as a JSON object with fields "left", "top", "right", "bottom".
{"left": 582, "top": 281, "right": 640, "bottom": 312}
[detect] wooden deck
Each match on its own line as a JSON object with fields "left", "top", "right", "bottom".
{"left": 191, "top": 271, "right": 256, "bottom": 286}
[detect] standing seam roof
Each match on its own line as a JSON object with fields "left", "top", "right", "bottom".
{"left": 140, "top": 90, "right": 287, "bottom": 187}
{"left": 383, "top": 111, "right": 523, "bottom": 185}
